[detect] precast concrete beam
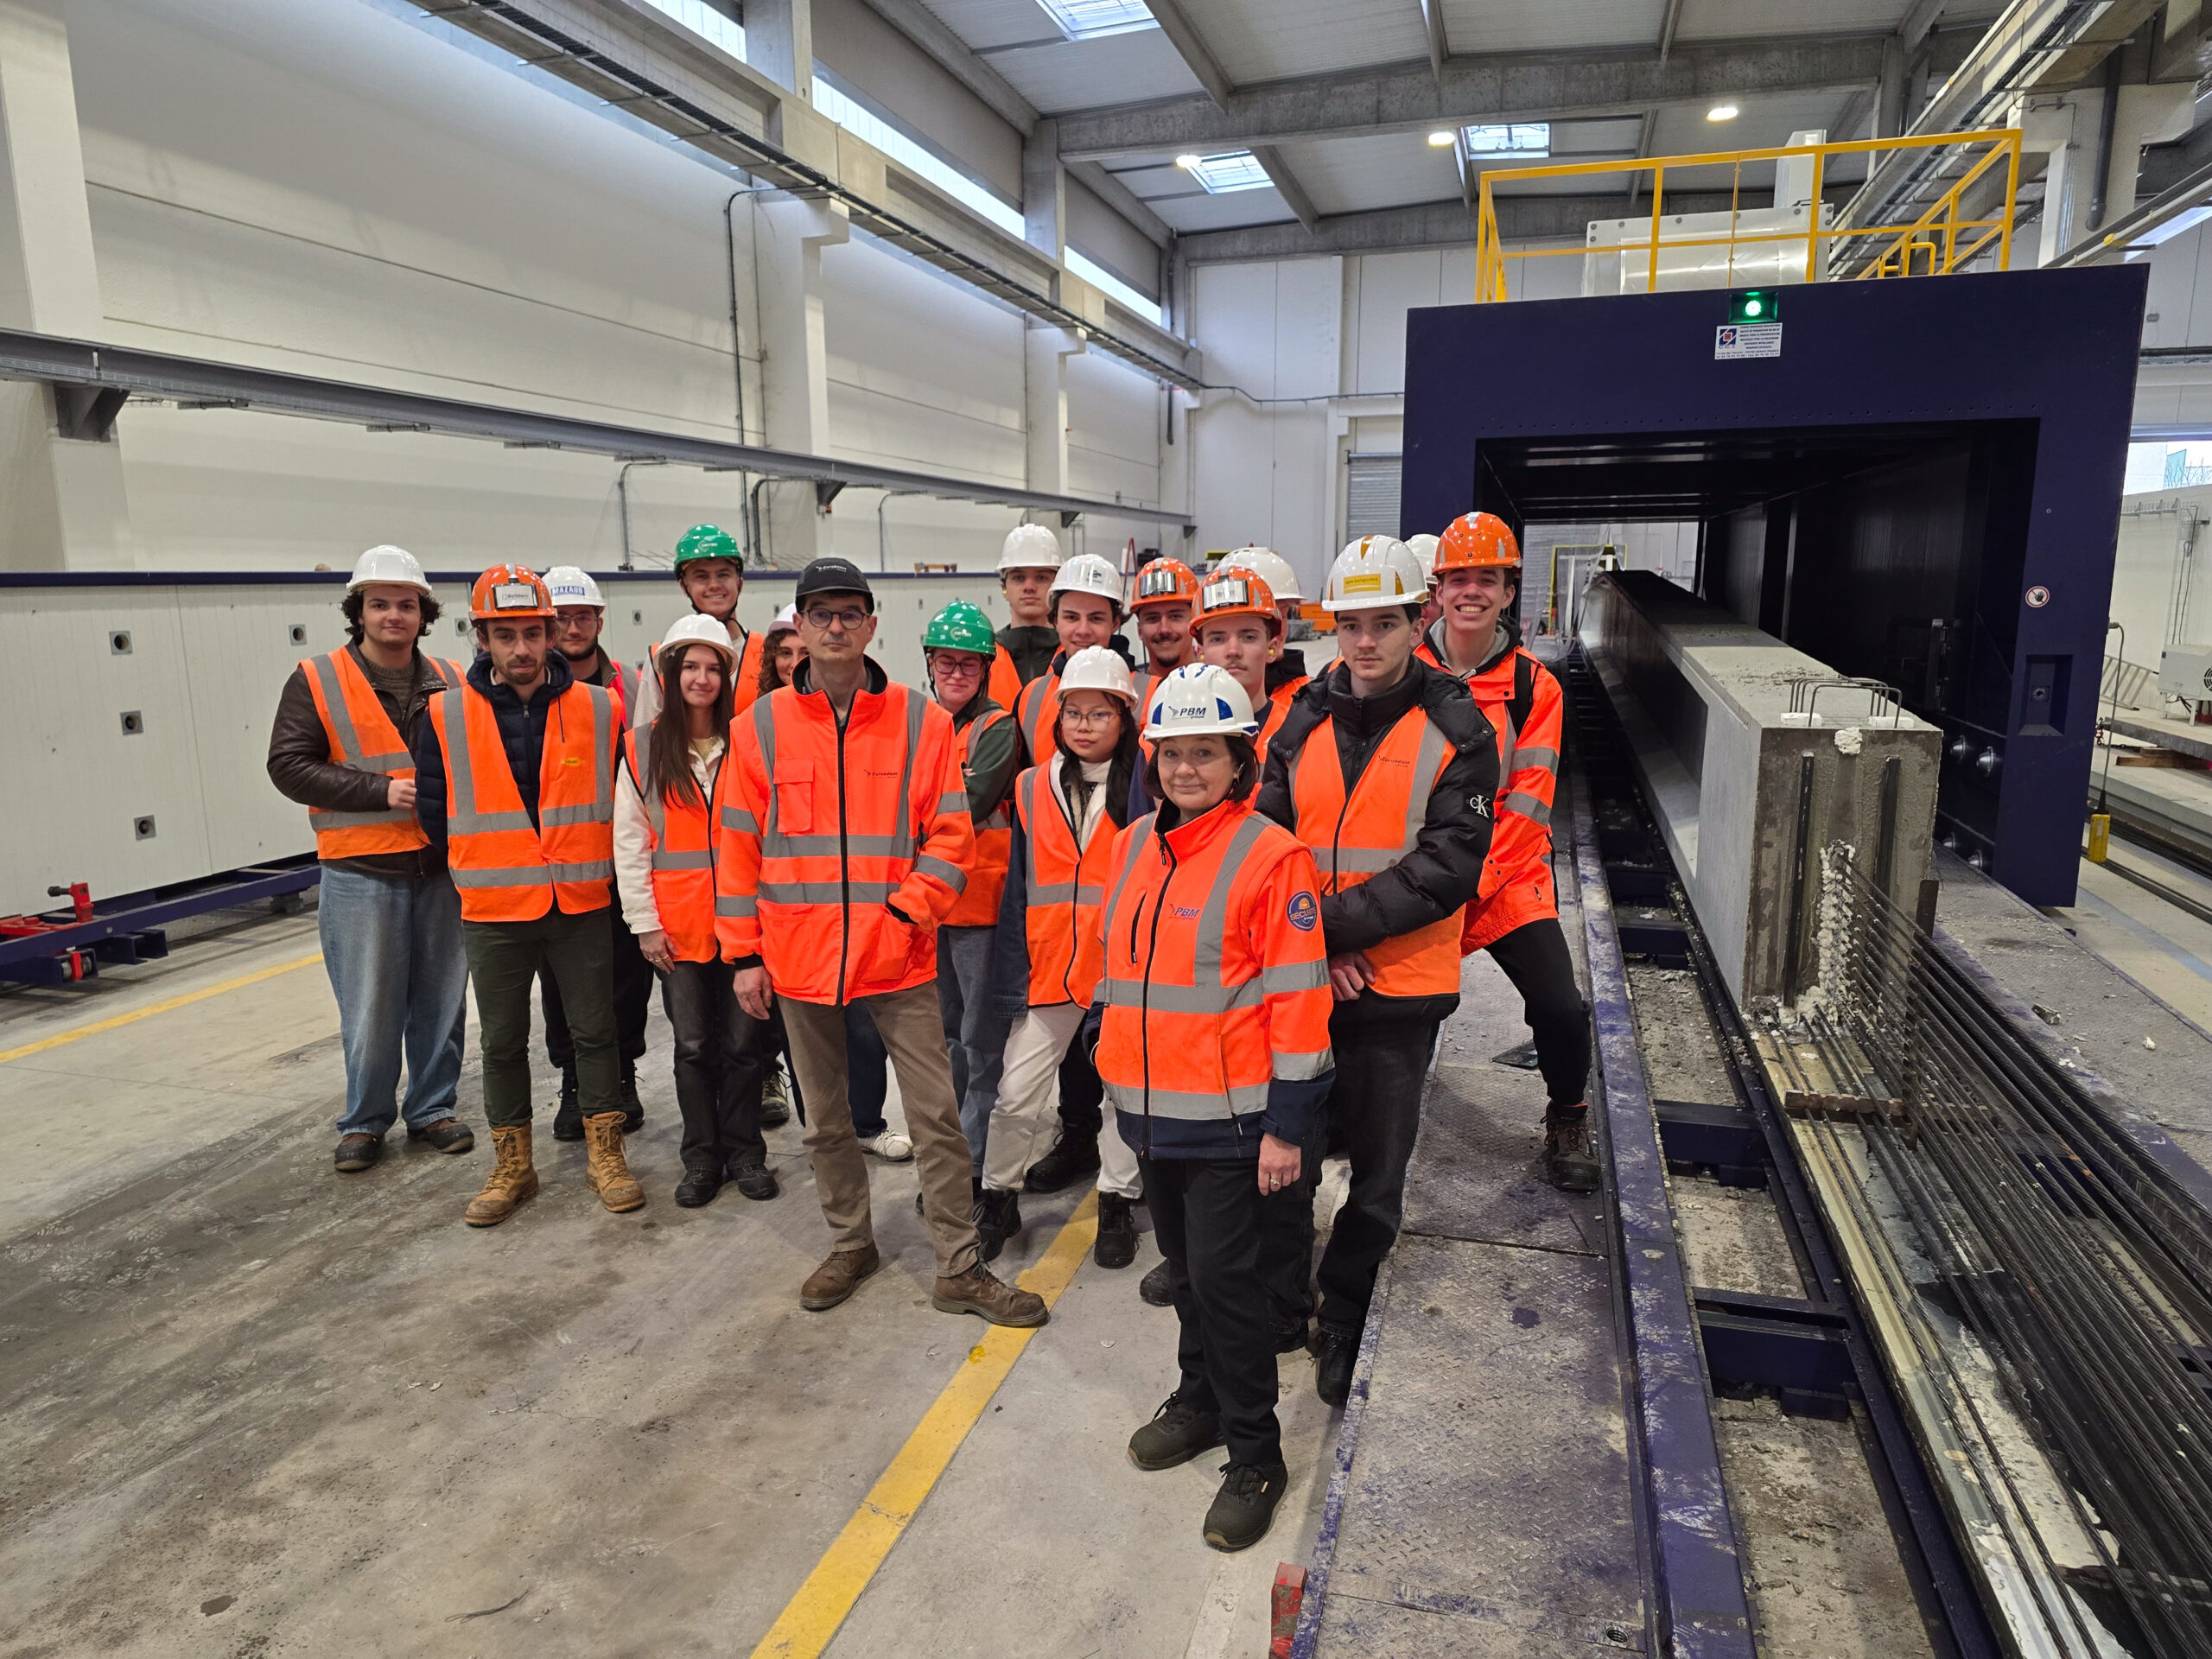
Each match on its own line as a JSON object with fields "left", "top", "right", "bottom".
{"left": 1024, "top": 324, "right": 1087, "bottom": 498}
{"left": 754, "top": 194, "right": 849, "bottom": 565}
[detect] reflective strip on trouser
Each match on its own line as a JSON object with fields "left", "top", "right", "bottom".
{"left": 1103, "top": 1079, "right": 1269, "bottom": 1119}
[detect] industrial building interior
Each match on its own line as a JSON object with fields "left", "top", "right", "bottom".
{"left": 10, "top": 1, "right": 2212, "bottom": 1656}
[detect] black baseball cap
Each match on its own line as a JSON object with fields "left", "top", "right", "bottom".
{"left": 794, "top": 557, "right": 874, "bottom": 611}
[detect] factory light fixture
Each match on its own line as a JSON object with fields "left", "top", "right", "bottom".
{"left": 1427, "top": 130, "right": 1456, "bottom": 148}
{"left": 1707, "top": 104, "right": 1740, "bottom": 122}
{"left": 1178, "top": 151, "right": 1272, "bottom": 194}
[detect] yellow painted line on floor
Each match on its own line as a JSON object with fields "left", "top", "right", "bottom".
{"left": 750, "top": 1190, "right": 1102, "bottom": 1659}
{"left": 0, "top": 952, "right": 324, "bottom": 1065}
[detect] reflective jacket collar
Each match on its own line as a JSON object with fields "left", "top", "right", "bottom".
{"left": 467, "top": 645, "right": 573, "bottom": 709}
{"left": 1154, "top": 794, "right": 1245, "bottom": 860}
{"left": 791, "top": 653, "right": 888, "bottom": 715}
{"left": 1423, "top": 609, "right": 1521, "bottom": 680}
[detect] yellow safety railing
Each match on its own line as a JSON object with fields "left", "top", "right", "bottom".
{"left": 1471, "top": 127, "right": 2022, "bottom": 302}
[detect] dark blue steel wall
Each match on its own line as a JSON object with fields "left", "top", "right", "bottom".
{"left": 1401, "top": 267, "right": 2146, "bottom": 907}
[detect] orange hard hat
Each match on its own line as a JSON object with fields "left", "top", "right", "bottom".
{"left": 1196, "top": 569, "right": 1282, "bottom": 636}
{"left": 469, "top": 563, "right": 555, "bottom": 622}
{"left": 1130, "top": 556, "right": 1200, "bottom": 610}
{"left": 1435, "top": 512, "right": 1522, "bottom": 573}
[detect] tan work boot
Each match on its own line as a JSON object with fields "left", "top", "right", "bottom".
{"left": 464, "top": 1125, "right": 538, "bottom": 1227}
{"left": 582, "top": 1112, "right": 646, "bottom": 1213}
{"left": 932, "top": 1263, "right": 1048, "bottom": 1327}
{"left": 800, "top": 1243, "right": 881, "bottom": 1311}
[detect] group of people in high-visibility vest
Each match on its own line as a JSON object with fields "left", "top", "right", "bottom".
{"left": 267, "top": 506, "right": 1586, "bottom": 1555}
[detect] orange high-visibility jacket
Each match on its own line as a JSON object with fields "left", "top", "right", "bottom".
{"left": 1014, "top": 664, "right": 1060, "bottom": 765}
{"left": 714, "top": 660, "right": 974, "bottom": 1004}
{"left": 621, "top": 725, "right": 720, "bottom": 963}
{"left": 944, "top": 701, "right": 1015, "bottom": 927}
{"left": 1283, "top": 703, "right": 1464, "bottom": 997}
{"left": 432, "top": 679, "right": 617, "bottom": 923}
{"left": 1090, "top": 798, "right": 1334, "bottom": 1153}
{"left": 298, "top": 648, "right": 462, "bottom": 860}
{"left": 988, "top": 644, "right": 1023, "bottom": 715}
{"left": 1011, "top": 757, "right": 1114, "bottom": 1006}
{"left": 730, "top": 628, "right": 767, "bottom": 715}
{"left": 1420, "top": 625, "right": 1565, "bottom": 953}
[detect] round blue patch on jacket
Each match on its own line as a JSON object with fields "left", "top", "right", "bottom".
{"left": 1287, "top": 891, "right": 1318, "bottom": 931}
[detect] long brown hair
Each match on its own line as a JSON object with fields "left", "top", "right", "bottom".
{"left": 646, "top": 642, "right": 734, "bottom": 810}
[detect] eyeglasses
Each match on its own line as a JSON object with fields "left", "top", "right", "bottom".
{"left": 804, "top": 606, "right": 869, "bottom": 631}
{"left": 1062, "top": 707, "right": 1122, "bottom": 728}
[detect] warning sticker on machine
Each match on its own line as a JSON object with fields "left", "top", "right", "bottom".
{"left": 1714, "top": 322, "right": 1783, "bottom": 359}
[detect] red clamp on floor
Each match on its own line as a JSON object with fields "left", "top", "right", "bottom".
{"left": 1269, "top": 1562, "right": 1306, "bottom": 1656}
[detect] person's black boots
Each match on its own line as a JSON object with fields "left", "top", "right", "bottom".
{"left": 551, "top": 1065, "right": 583, "bottom": 1141}
{"left": 728, "top": 1153, "right": 779, "bottom": 1201}
{"left": 974, "top": 1187, "right": 1022, "bottom": 1262}
{"left": 1023, "top": 1130, "right": 1098, "bottom": 1193}
{"left": 1543, "top": 1103, "right": 1600, "bottom": 1193}
{"left": 1203, "top": 1462, "right": 1289, "bottom": 1552}
{"left": 1094, "top": 1192, "right": 1138, "bottom": 1268}
{"left": 1139, "top": 1258, "right": 1175, "bottom": 1306}
{"left": 620, "top": 1069, "right": 645, "bottom": 1134}
{"left": 674, "top": 1158, "right": 723, "bottom": 1207}
{"left": 760, "top": 1062, "right": 793, "bottom": 1129}
{"left": 1128, "top": 1395, "right": 1223, "bottom": 1471}
{"left": 1310, "top": 1325, "right": 1358, "bottom": 1407}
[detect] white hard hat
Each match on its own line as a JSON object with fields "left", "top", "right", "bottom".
{"left": 654, "top": 611, "right": 735, "bottom": 666}
{"left": 997, "top": 523, "right": 1065, "bottom": 573}
{"left": 1058, "top": 644, "right": 1138, "bottom": 708}
{"left": 1217, "top": 544, "right": 1302, "bottom": 604}
{"left": 1049, "top": 551, "right": 1125, "bottom": 609}
{"left": 1403, "top": 534, "right": 1440, "bottom": 587}
{"left": 347, "top": 544, "right": 432, "bottom": 596}
{"left": 1145, "top": 662, "right": 1257, "bottom": 740}
{"left": 1323, "top": 535, "right": 1427, "bottom": 613}
{"left": 542, "top": 565, "right": 606, "bottom": 608}
{"left": 765, "top": 603, "right": 799, "bottom": 637}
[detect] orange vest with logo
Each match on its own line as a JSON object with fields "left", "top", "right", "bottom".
{"left": 1285, "top": 705, "right": 1461, "bottom": 996}
{"left": 433, "top": 680, "right": 617, "bottom": 923}
{"left": 299, "top": 650, "right": 463, "bottom": 860}
{"left": 622, "top": 726, "right": 720, "bottom": 963}
{"left": 1013, "top": 759, "right": 1114, "bottom": 1006}
{"left": 944, "top": 704, "right": 1014, "bottom": 927}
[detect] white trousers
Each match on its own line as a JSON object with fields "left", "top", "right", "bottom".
{"left": 981, "top": 1001, "right": 1141, "bottom": 1198}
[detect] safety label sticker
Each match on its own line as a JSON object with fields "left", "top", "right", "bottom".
{"left": 1715, "top": 322, "right": 1783, "bottom": 359}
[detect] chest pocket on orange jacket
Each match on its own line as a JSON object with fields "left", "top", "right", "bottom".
{"left": 774, "top": 760, "right": 813, "bottom": 836}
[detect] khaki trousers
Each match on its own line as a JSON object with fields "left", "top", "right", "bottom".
{"left": 982, "top": 1003, "right": 1141, "bottom": 1199}
{"left": 781, "top": 983, "right": 981, "bottom": 1279}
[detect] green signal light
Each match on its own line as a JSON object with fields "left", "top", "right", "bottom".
{"left": 1728, "top": 288, "right": 1779, "bottom": 324}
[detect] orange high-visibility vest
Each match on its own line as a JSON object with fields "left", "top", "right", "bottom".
{"left": 714, "top": 668, "right": 974, "bottom": 1004}
{"left": 433, "top": 680, "right": 616, "bottom": 923}
{"left": 1013, "top": 758, "right": 1115, "bottom": 1006}
{"left": 1015, "top": 667, "right": 1060, "bottom": 766}
{"left": 1285, "top": 704, "right": 1461, "bottom": 996}
{"left": 944, "top": 703, "right": 1014, "bottom": 928}
{"left": 1091, "top": 798, "right": 1333, "bottom": 1143}
{"left": 299, "top": 649, "right": 462, "bottom": 860}
{"left": 988, "top": 645, "right": 1023, "bottom": 716}
{"left": 622, "top": 725, "right": 720, "bottom": 963}
{"left": 730, "top": 628, "right": 767, "bottom": 715}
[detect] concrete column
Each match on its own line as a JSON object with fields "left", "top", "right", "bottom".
{"left": 1024, "top": 118, "right": 1064, "bottom": 299}
{"left": 753, "top": 193, "right": 847, "bottom": 565}
{"left": 2016, "top": 96, "right": 2097, "bottom": 268}
{"left": 746, "top": 0, "right": 811, "bottom": 99}
{"left": 2105, "top": 82, "right": 2196, "bottom": 223}
{"left": 1876, "top": 35, "right": 1907, "bottom": 140}
{"left": 0, "top": 0, "right": 136, "bottom": 570}
{"left": 1024, "top": 324, "right": 1085, "bottom": 497}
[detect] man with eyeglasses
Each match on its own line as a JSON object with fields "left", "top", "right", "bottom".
{"left": 717, "top": 559, "right": 1046, "bottom": 1327}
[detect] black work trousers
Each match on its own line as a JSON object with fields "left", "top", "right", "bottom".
{"left": 1260, "top": 1012, "right": 1440, "bottom": 1338}
{"left": 464, "top": 907, "right": 619, "bottom": 1129}
{"left": 1142, "top": 1154, "right": 1282, "bottom": 1469}
{"left": 662, "top": 957, "right": 773, "bottom": 1173}
{"left": 1054, "top": 1030, "right": 1104, "bottom": 1139}
{"left": 541, "top": 888, "right": 652, "bottom": 1078}
{"left": 1484, "top": 917, "right": 1592, "bottom": 1108}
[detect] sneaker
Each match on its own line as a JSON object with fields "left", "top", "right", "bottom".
{"left": 1139, "top": 1257, "right": 1176, "bottom": 1306}
{"left": 1203, "top": 1462, "right": 1288, "bottom": 1552}
{"left": 974, "top": 1188, "right": 1022, "bottom": 1264}
{"left": 728, "top": 1154, "right": 779, "bottom": 1201}
{"left": 862, "top": 1129, "right": 913, "bottom": 1162}
{"left": 406, "top": 1118, "right": 475, "bottom": 1154}
{"left": 1022, "top": 1131, "right": 1098, "bottom": 1193}
{"left": 334, "top": 1134, "right": 381, "bottom": 1173}
{"left": 760, "top": 1065, "right": 793, "bottom": 1129}
{"left": 674, "top": 1161, "right": 723, "bottom": 1208}
{"left": 1543, "top": 1103, "right": 1599, "bottom": 1193}
{"left": 1311, "top": 1326, "right": 1358, "bottom": 1407}
{"left": 931, "top": 1264, "right": 1048, "bottom": 1327}
{"left": 1128, "top": 1394, "right": 1222, "bottom": 1471}
{"left": 1094, "top": 1192, "right": 1138, "bottom": 1269}
{"left": 619, "top": 1073, "right": 645, "bottom": 1135}
{"left": 551, "top": 1065, "right": 583, "bottom": 1141}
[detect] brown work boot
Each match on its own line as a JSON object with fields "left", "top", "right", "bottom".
{"left": 1543, "top": 1103, "right": 1600, "bottom": 1194}
{"left": 800, "top": 1243, "right": 881, "bottom": 1311}
{"left": 463, "top": 1125, "right": 538, "bottom": 1226}
{"left": 932, "top": 1263, "right": 1049, "bottom": 1328}
{"left": 582, "top": 1112, "right": 646, "bottom": 1213}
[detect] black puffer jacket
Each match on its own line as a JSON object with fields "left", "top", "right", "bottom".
{"left": 1255, "top": 658, "right": 1499, "bottom": 1023}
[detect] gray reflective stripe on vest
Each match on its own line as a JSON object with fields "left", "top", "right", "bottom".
{"left": 587, "top": 683, "right": 615, "bottom": 817}
{"left": 308, "top": 804, "right": 416, "bottom": 828}
{"left": 1274, "top": 1045, "right": 1334, "bottom": 1081}
{"left": 652, "top": 849, "right": 713, "bottom": 870}
{"left": 1102, "top": 813, "right": 1276, "bottom": 1015}
{"left": 1103, "top": 1079, "right": 1270, "bottom": 1120}
{"left": 1190, "top": 813, "right": 1273, "bottom": 988}
{"left": 721, "top": 805, "right": 760, "bottom": 834}
{"left": 442, "top": 683, "right": 608, "bottom": 836}
{"left": 1099, "top": 810, "right": 1156, "bottom": 945}
{"left": 755, "top": 686, "right": 927, "bottom": 863}
{"left": 1102, "top": 977, "right": 1263, "bottom": 1014}
{"left": 543, "top": 800, "right": 613, "bottom": 828}
{"left": 937, "top": 791, "right": 969, "bottom": 819}
{"left": 760, "top": 880, "right": 899, "bottom": 906}
{"left": 307, "top": 652, "right": 409, "bottom": 774}
{"left": 1494, "top": 704, "right": 1519, "bottom": 779}
{"left": 1262, "top": 960, "right": 1327, "bottom": 994}
{"left": 1511, "top": 745, "right": 1557, "bottom": 776}
{"left": 716, "top": 893, "right": 758, "bottom": 917}
{"left": 451, "top": 860, "right": 613, "bottom": 888}
{"left": 915, "top": 855, "right": 967, "bottom": 893}
{"left": 1501, "top": 790, "right": 1552, "bottom": 827}
{"left": 1020, "top": 770, "right": 1044, "bottom": 892}
{"left": 626, "top": 733, "right": 721, "bottom": 873}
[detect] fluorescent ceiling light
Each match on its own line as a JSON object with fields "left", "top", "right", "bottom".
{"left": 1038, "top": 0, "right": 1158, "bottom": 41}
{"left": 1707, "top": 104, "right": 1740, "bottom": 121}
{"left": 1427, "top": 130, "right": 1456, "bottom": 148}
{"left": 1179, "top": 151, "right": 1271, "bottom": 194}
{"left": 1462, "top": 123, "right": 1549, "bottom": 159}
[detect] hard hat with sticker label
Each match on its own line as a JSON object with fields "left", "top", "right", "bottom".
{"left": 1341, "top": 572, "right": 1382, "bottom": 594}
{"left": 493, "top": 583, "right": 539, "bottom": 610}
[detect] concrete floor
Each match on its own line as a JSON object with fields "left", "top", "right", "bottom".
{"left": 0, "top": 900, "right": 1348, "bottom": 1659}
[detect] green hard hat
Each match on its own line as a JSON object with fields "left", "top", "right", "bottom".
{"left": 674, "top": 523, "right": 743, "bottom": 569}
{"left": 923, "top": 600, "right": 996, "bottom": 656}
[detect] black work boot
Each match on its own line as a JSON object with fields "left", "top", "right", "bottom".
{"left": 974, "top": 1187, "right": 1022, "bottom": 1263}
{"left": 728, "top": 1153, "right": 779, "bottom": 1201}
{"left": 620, "top": 1071, "right": 645, "bottom": 1134}
{"left": 1139, "top": 1257, "right": 1175, "bottom": 1306}
{"left": 1543, "top": 1103, "right": 1600, "bottom": 1193}
{"left": 1311, "top": 1325, "right": 1358, "bottom": 1408}
{"left": 1203, "top": 1461, "right": 1289, "bottom": 1552}
{"left": 1022, "top": 1130, "right": 1099, "bottom": 1193}
{"left": 1094, "top": 1192, "right": 1138, "bottom": 1269}
{"left": 1128, "top": 1394, "right": 1224, "bottom": 1471}
{"left": 674, "top": 1158, "right": 723, "bottom": 1208}
{"left": 551, "top": 1065, "right": 583, "bottom": 1141}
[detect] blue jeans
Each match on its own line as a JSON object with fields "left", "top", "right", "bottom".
{"left": 938, "top": 925, "right": 1011, "bottom": 1177}
{"left": 318, "top": 864, "right": 468, "bottom": 1140}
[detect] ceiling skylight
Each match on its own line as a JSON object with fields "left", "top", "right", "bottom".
{"left": 1177, "top": 150, "right": 1271, "bottom": 194}
{"left": 1038, "top": 0, "right": 1158, "bottom": 41}
{"left": 1462, "top": 123, "right": 1550, "bottom": 159}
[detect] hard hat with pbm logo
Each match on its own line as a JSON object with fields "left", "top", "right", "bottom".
{"left": 1144, "top": 662, "right": 1257, "bottom": 740}
{"left": 469, "top": 564, "right": 555, "bottom": 622}
{"left": 1322, "top": 536, "right": 1427, "bottom": 613}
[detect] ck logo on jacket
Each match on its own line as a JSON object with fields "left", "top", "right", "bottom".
{"left": 1470, "top": 792, "right": 1492, "bottom": 817}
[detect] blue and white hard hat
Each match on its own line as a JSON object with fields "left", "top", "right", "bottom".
{"left": 1144, "top": 663, "right": 1258, "bottom": 741}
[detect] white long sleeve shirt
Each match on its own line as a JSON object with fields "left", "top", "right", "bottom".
{"left": 613, "top": 734, "right": 724, "bottom": 936}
